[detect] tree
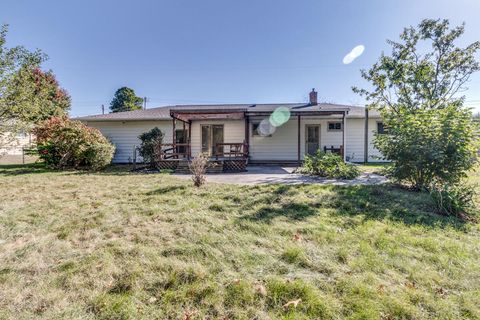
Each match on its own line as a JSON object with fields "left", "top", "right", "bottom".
{"left": 110, "top": 87, "right": 143, "bottom": 113}
{"left": 5, "top": 67, "right": 71, "bottom": 123}
{"left": 0, "top": 24, "right": 45, "bottom": 142}
{"left": 354, "top": 19, "right": 479, "bottom": 190}
{"left": 0, "top": 24, "right": 70, "bottom": 153}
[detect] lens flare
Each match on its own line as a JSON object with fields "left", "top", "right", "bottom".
{"left": 343, "top": 45, "right": 365, "bottom": 64}
{"left": 258, "top": 118, "right": 276, "bottom": 136}
{"left": 269, "top": 107, "right": 291, "bottom": 127}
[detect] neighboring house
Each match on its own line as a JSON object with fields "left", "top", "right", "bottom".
{"left": 76, "top": 89, "right": 386, "bottom": 168}
{"left": 0, "top": 130, "right": 33, "bottom": 156}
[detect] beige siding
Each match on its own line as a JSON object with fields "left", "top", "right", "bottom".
{"left": 190, "top": 120, "right": 245, "bottom": 156}
{"left": 345, "top": 118, "right": 365, "bottom": 162}
{"left": 0, "top": 132, "right": 33, "bottom": 155}
{"left": 249, "top": 116, "right": 349, "bottom": 161}
{"left": 82, "top": 115, "right": 385, "bottom": 164}
{"left": 84, "top": 121, "right": 172, "bottom": 163}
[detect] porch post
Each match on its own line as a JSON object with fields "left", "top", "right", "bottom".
{"left": 188, "top": 121, "right": 192, "bottom": 159}
{"left": 364, "top": 108, "right": 369, "bottom": 164}
{"left": 297, "top": 115, "right": 301, "bottom": 167}
{"left": 342, "top": 112, "right": 346, "bottom": 162}
{"left": 172, "top": 118, "right": 176, "bottom": 158}
{"left": 244, "top": 115, "right": 249, "bottom": 158}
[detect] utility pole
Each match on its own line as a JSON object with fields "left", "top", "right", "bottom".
{"left": 143, "top": 97, "right": 147, "bottom": 110}
{"left": 101, "top": 104, "right": 105, "bottom": 114}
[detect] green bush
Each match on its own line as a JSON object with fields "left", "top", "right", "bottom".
{"left": 429, "top": 183, "right": 477, "bottom": 218}
{"left": 300, "top": 151, "right": 360, "bottom": 179}
{"left": 138, "top": 127, "right": 164, "bottom": 167}
{"left": 34, "top": 117, "right": 114, "bottom": 170}
{"left": 375, "top": 105, "right": 478, "bottom": 190}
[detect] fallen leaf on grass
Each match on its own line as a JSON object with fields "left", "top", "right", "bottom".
{"left": 436, "top": 287, "right": 447, "bottom": 296}
{"left": 183, "top": 309, "right": 198, "bottom": 320}
{"left": 148, "top": 296, "right": 157, "bottom": 303}
{"left": 293, "top": 233, "right": 302, "bottom": 242}
{"left": 377, "top": 284, "right": 386, "bottom": 294}
{"left": 283, "top": 298, "right": 301, "bottom": 309}
{"left": 254, "top": 283, "right": 267, "bottom": 296}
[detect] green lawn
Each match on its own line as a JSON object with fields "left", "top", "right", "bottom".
{"left": 0, "top": 164, "right": 479, "bottom": 319}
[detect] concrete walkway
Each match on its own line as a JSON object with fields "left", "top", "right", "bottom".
{"left": 174, "top": 166, "right": 388, "bottom": 185}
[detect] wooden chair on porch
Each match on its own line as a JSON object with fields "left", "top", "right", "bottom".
{"left": 324, "top": 145, "right": 344, "bottom": 157}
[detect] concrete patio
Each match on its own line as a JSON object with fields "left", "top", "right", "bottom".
{"left": 173, "top": 165, "right": 388, "bottom": 185}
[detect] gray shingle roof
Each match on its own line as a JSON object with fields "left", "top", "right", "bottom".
{"left": 74, "top": 103, "right": 379, "bottom": 121}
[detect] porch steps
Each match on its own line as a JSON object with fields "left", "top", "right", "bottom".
{"left": 173, "top": 160, "right": 225, "bottom": 174}
{"left": 174, "top": 160, "right": 191, "bottom": 174}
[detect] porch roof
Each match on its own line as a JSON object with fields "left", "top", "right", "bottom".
{"left": 170, "top": 109, "right": 246, "bottom": 122}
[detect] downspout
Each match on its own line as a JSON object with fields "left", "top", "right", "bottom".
{"left": 244, "top": 114, "right": 249, "bottom": 161}
{"left": 342, "top": 111, "right": 346, "bottom": 161}
{"left": 297, "top": 115, "right": 301, "bottom": 167}
{"left": 364, "top": 107, "right": 369, "bottom": 163}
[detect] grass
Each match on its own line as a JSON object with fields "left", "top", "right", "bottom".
{"left": 0, "top": 164, "right": 479, "bottom": 319}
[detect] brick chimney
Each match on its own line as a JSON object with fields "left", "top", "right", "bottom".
{"left": 309, "top": 88, "right": 318, "bottom": 105}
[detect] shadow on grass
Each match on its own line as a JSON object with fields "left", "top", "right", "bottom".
{"left": 0, "top": 163, "right": 142, "bottom": 177}
{"left": 0, "top": 163, "right": 52, "bottom": 176}
{"left": 146, "top": 185, "right": 187, "bottom": 195}
{"left": 237, "top": 183, "right": 468, "bottom": 230}
{"left": 327, "top": 184, "right": 469, "bottom": 230}
{"left": 251, "top": 202, "right": 317, "bottom": 222}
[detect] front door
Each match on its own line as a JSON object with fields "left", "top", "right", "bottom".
{"left": 201, "top": 125, "right": 224, "bottom": 156}
{"left": 305, "top": 125, "right": 320, "bottom": 155}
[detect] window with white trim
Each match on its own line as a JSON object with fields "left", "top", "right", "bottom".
{"left": 327, "top": 122, "right": 343, "bottom": 131}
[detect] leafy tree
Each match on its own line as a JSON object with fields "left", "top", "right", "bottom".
{"left": 5, "top": 67, "right": 71, "bottom": 123}
{"left": 354, "top": 19, "right": 480, "bottom": 190}
{"left": 0, "top": 24, "right": 46, "bottom": 144}
{"left": 110, "top": 87, "right": 143, "bottom": 113}
{"left": 0, "top": 24, "right": 70, "bottom": 155}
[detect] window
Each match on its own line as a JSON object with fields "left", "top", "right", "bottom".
{"left": 328, "top": 122, "right": 342, "bottom": 131}
{"left": 252, "top": 123, "right": 261, "bottom": 136}
{"left": 377, "top": 122, "right": 386, "bottom": 134}
{"left": 251, "top": 123, "right": 272, "bottom": 137}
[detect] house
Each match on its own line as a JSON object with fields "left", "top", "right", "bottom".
{"left": 76, "top": 89, "right": 385, "bottom": 170}
{"left": 0, "top": 130, "right": 33, "bottom": 156}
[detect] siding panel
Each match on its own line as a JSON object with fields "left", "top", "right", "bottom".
{"left": 85, "top": 121, "right": 172, "bottom": 163}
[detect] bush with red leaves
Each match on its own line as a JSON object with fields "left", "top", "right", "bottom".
{"left": 34, "top": 117, "right": 114, "bottom": 170}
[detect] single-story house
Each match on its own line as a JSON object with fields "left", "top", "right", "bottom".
{"left": 76, "top": 89, "right": 385, "bottom": 170}
{"left": 0, "top": 130, "right": 33, "bottom": 156}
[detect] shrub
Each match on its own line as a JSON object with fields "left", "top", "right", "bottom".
{"left": 300, "top": 151, "right": 360, "bottom": 179}
{"left": 375, "top": 105, "right": 479, "bottom": 190}
{"left": 429, "top": 183, "right": 477, "bottom": 218}
{"left": 34, "top": 117, "right": 114, "bottom": 170}
{"left": 189, "top": 153, "right": 208, "bottom": 187}
{"left": 138, "top": 127, "right": 164, "bottom": 167}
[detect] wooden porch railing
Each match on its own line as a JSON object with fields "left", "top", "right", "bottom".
{"left": 323, "top": 145, "right": 344, "bottom": 157}
{"left": 156, "top": 143, "right": 191, "bottom": 160}
{"left": 156, "top": 142, "right": 249, "bottom": 160}
{"left": 214, "top": 142, "right": 249, "bottom": 159}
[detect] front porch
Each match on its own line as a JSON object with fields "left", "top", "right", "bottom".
{"left": 155, "top": 142, "right": 249, "bottom": 172}
{"left": 154, "top": 106, "right": 349, "bottom": 173}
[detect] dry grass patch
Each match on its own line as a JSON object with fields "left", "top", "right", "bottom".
{"left": 0, "top": 164, "right": 479, "bottom": 319}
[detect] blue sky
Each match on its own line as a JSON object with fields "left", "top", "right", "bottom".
{"left": 2, "top": 0, "right": 480, "bottom": 116}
